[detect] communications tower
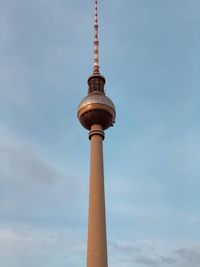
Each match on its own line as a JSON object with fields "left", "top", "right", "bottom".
{"left": 77, "top": 1, "right": 116, "bottom": 267}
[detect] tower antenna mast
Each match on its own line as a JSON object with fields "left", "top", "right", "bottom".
{"left": 94, "top": 0, "right": 100, "bottom": 74}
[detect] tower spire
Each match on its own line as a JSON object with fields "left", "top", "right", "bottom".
{"left": 93, "top": 0, "right": 100, "bottom": 74}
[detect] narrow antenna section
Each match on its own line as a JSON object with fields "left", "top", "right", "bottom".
{"left": 93, "top": 0, "right": 100, "bottom": 74}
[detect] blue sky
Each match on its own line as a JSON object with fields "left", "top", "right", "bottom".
{"left": 0, "top": 0, "right": 200, "bottom": 266}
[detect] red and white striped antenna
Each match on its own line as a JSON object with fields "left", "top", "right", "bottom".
{"left": 93, "top": 0, "right": 100, "bottom": 74}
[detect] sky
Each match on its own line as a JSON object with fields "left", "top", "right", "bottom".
{"left": 0, "top": 0, "right": 200, "bottom": 266}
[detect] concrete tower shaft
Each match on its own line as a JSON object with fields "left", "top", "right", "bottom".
{"left": 87, "top": 124, "right": 108, "bottom": 267}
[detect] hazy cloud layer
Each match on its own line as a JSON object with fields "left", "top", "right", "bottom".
{"left": 0, "top": 127, "right": 82, "bottom": 225}
{"left": 0, "top": 128, "right": 60, "bottom": 184}
{"left": 0, "top": 224, "right": 86, "bottom": 267}
{"left": 1, "top": 224, "right": 200, "bottom": 267}
{"left": 110, "top": 239, "right": 200, "bottom": 267}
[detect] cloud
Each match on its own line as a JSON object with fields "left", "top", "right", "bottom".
{"left": 109, "top": 239, "right": 200, "bottom": 267}
{"left": 0, "top": 224, "right": 85, "bottom": 252}
{"left": 2, "top": 138, "right": 58, "bottom": 184}
{"left": 1, "top": 225, "right": 199, "bottom": 267}
{"left": 0, "top": 127, "right": 61, "bottom": 184}
{"left": 0, "top": 223, "right": 86, "bottom": 267}
{"left": 134, "top": 255, "right": 176, "bottom": 266}
{"left": 0, "top": 127, "right": 81, "bottom": 225}
{"left": 135, "top": 256, "right": 160, "bottom": 266}
{"left": 0, "top": 223, "right": 200, "bottom": 267}
{"left": 175, "top": 247, "right": 200, "bottom": 267}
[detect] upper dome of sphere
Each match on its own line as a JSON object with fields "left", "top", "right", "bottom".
{"left": 77, "top": 92, "right": 116, "bottom": 130}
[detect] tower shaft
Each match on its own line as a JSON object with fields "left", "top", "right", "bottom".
{"left": 87, "top": 124, "right": 108, "bottom": 267}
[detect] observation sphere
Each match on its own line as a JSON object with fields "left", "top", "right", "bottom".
{"left": 77, "top": 92, "right": 116, "bottom": 130}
